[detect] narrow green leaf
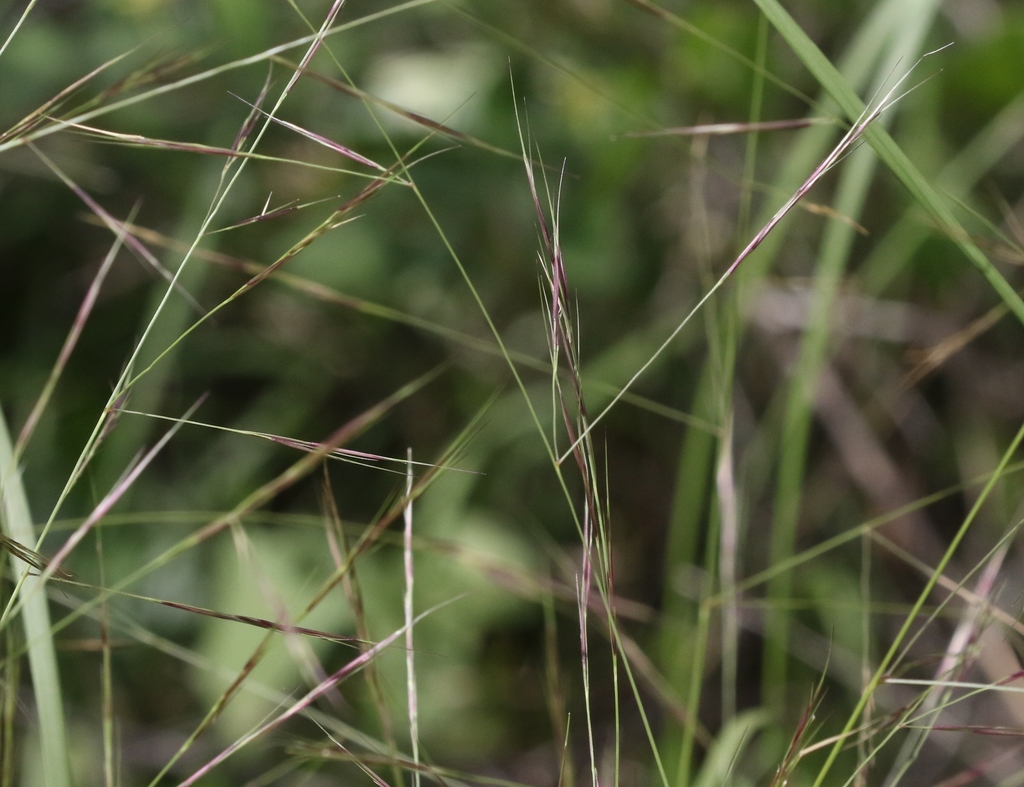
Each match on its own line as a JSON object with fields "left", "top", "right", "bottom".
{"left": 0, "top": 410, "right": 70, "bottom": 787}
{"left": 752, "top": 0, "right": 1024, "bottom": 327}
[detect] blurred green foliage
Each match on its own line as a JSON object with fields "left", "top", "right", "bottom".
{"left": 1, "top": 0, "right": 1024, "bottom": 784}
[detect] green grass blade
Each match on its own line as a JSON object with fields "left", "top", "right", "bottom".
{"left": 860, "top": 87, "right": 1024, "bottom": 295}
{"left": 752, "top": 0, "right": 1024, "bottom": 327}
{"left": 0, "top": 409, "right": 70, "bottom": 787}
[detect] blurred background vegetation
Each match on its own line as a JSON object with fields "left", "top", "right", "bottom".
{"left": 1, "top": 0, "right": 1024, "bottom": 784}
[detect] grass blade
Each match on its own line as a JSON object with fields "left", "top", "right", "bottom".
{"left": 0, "top": 410, "right": 70, "bottom": 787}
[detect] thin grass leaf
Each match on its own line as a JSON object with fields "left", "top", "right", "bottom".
{"left": 111, "top": 408, "right": 466, "bottom": 476}
{"left": 96, "top": 528, "right": 116, "bottom": 787}
{"left": 403, "top": 449, "right": 421, "bottom": 787}
{"left": 692, "top": 709, "right": 769, "bottom": 787}
{"left": 60, "top": 119, "right": 395, "bottom": 180}
{"left": 753, "top": 0, "right": 1024, "bottom": 328}
{"left": 322, "top": 475, "right": 404, "bottom": 786}
{"left": 0, "top": 0, "right": 39, "bottom": 59}
{"left": 0, "top": 409, "right": 71, "bottom": 787}
{"left": 229, "top": 93, "right": 387, "bottom": 171}
{"left": 1, "top": 625, "right": 19, "bottom": 787}
{"left": 80, "top": 586, "right": 366, "bottom": 647}
{"left": 543, "top": 592, "right": 575, "bottom": 787}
